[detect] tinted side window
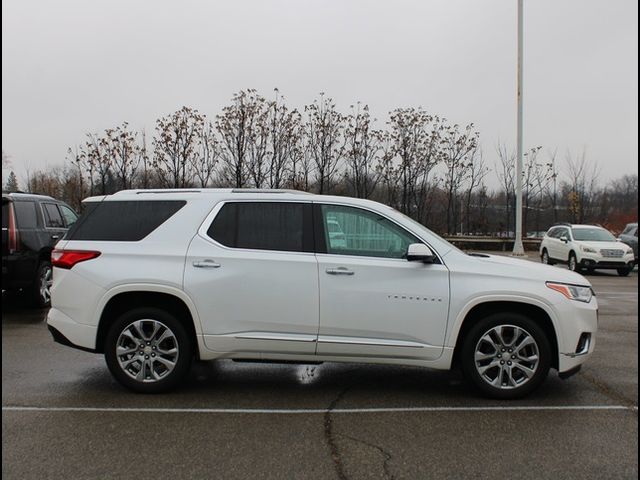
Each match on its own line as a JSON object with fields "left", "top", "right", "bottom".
{"left": 42, "top": 203, "right": 64, "bottom": 228}
{"left": 207, "top": 202, "right": 312, "bottom": 253}
{"left": 320, "top": 204, "right": 419, "bottom": 259}
{"left": 59, "top": 205, "right": 78, "bottom": 227}
{"left": 546, "top": 228, "right": 558, "bottom": 238}
{"left": 66, "top": 201, "right": 186, "bottom": 241}
{"left": 15, "top": 201, "right": 40, "bottom": 229}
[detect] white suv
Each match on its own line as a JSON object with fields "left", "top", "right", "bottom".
{"left": 48, "top": 189, "right": 598, "bottom": 399}
{"left": 540, "top": 224, "right": 635, "bottom": 276}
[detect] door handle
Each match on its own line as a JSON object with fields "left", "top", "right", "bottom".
{"left": 51, "top": 235, "right": 60, "bottom": 240}
{"left": 326, "top": 267, "right": 354, "bottom": 276}
{"left": 193, "top": 259, "right": 221, "bottom": 269}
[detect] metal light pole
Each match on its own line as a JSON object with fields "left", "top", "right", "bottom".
{"left": 512, "top": 0, "right": 526, "bottom": 256}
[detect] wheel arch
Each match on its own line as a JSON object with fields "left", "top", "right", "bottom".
{"left": 95, "top": 286, "right": 202, "bottom": 358}
{"left": 451, "top": 300, "right": 559, "bottom": 370}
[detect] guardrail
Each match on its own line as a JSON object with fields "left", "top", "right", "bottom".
{"left": 442, "top": 236, "right": 542, "bottom": 252}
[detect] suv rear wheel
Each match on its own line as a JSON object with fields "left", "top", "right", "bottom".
{"left": 541, "top": 249, "right": 554, "bottom": 265}
{"left": 33, "top": 261, "right": 53, "bottom": 308}
{"left": 461, "top": 312, "right": 551, "bottom": 399}
{"left": 104, "top": 308, "right": 193, "bottom": 393}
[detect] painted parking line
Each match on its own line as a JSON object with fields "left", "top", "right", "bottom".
{"left": 2, "top": 405, "right": 637, "bottom": 414}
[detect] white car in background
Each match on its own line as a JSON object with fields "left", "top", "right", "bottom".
{"left": 540, "top": 223, "right": 635, "bottom": 276}
{"left": 47, "top": 189, "right": 598, "bottom": 399}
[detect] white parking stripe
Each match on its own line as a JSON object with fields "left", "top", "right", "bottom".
{"left": 2, "top": 405, "right": 637, "bottom": 414}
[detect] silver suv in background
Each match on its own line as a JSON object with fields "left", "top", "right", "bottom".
{"left": 618, "top": 222, "right": 638, "bottom": 264}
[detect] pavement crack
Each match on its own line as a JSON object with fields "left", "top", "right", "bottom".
{"left": 338, "top": 433, "right": 396, "bottom": 480}
{"left": 324, "top": 387, "right": 351, "bottom": 480}
{"left": 581, "top": 370, "right": 638, "bottom": 410}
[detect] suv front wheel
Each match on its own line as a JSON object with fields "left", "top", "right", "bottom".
{"left": 104, "top": 308, "right": 193, "bottom": 393}
{"left": 568, "top": 252, "right": 582, "bottom": 273}
{"left": 461, "top": 312, "right": 551, "bottom": 399}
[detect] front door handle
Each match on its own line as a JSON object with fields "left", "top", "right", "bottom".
{"left": 193, "top": 259, "right": 221, "bottom": 269}
{"left": 51, "top": 234, "right": 60, "bottom": 240}
{"left": 326, "top": 267, "right": 354, "bottom": 276}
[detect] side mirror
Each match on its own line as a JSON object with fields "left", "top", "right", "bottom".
{"left": 407, "top": 243, "right": 435, "bottom": 263}
{"left": 560, "top": 236, "right": 568, "bottom": 243}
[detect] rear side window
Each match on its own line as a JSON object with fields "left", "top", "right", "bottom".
{"left": 207, "top": 202, "right": 313, "bottom": 253}
{"left": 42, "top": 203, "right": 64, "bottom": 228}
{"left": 59, "top": 205, "right": 78, "bottom": 227}
{"left": 15, "top": 201, "right": 40, "bottom": 229}
{"left": 66, "top": 201, "right": 186, "bottom": 241}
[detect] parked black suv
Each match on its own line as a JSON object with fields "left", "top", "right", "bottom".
{"left": 2, "top": 192, "right": 78, "bottom": 307}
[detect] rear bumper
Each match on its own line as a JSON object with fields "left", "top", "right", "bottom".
{"left": 48, "top": 325, "right": 97, "bottom": 353}
{"left": 47, "top": 307, "right": 98, "bottom": 351}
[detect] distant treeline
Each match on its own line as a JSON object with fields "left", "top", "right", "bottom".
{"left": 4, "top": 89, "right": 638, "bottom": 235}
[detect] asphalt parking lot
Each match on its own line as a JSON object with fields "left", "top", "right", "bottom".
{"left": 2, "top": 258, "right": 638, "bottom": 479}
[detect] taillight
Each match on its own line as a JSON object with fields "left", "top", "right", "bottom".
{"left": 8, "top": 203, "right": 19, "bottom": 253}
{"left": 51, "top": 249, "right": 101, "bottom": 269}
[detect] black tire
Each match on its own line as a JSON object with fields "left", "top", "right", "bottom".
{"left": 568, "top": 252, "right": 582, "bottom": 273}
{"left": 32, "top": 261, "right": 52, "bottom": 308}
{"left": 617, "top": 267, "right": 632, "bottom": 277}
{"left": 541, "top": 249, "right": 554, "bottom": 265}
{"left": 104, "top": 308, "right": 193, "bottom": 393}
{"left": 586, "top": 267, "right": 595, "bottom": 275}
{"left": 460, "top": 312, "right": 551, "bottom": 399}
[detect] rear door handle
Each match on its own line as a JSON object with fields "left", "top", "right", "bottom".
{"left": 193, "top": 259, "right": 221, "bottom": 269}
{"left": 326, "top": 267, "right": 354, "bottom": 276}
{"left": 51, "top": 235, "right": 60, "bottom": 240}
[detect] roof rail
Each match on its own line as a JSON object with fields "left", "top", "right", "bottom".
{"left": 134, "top": 190, "right": 202, "bottom": 194}
{"left": 230, "top": 188, "right": 311, "bottom": 195}
{"left": 552, "top": 222, "right": 572, "bottom": 227}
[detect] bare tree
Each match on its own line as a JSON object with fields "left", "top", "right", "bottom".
{"left": 463, "top": 146, "right": 489, "bottom": 234}
{"left": 153, "top": 106, "right": 204, "bottom": 188}
{"left": 544, "top": 149, "right": 560, "bottom": 224}
{"left": 564, "top": 148, "right": 600, "bottom": 223}
{"left": 246, "top": 103, "right": 270, "bottom": 188}
{"left": 441, "top": 122, "right": 479, "bottom": 234}
{"left": 191, "top": 122, "right": 220, "bottom": 187}
{"left": 266, "top": 90, "right": 302, "bottom": 189}
{"left": 496, "top": 142, "right": 516, "bottom": 235}
{"left": 386, "top": 108, "right": 443, "bottom": 220}
{"left": 343, "top": 102, "right": 383, "bottom": 198}
{"left": 85, "top": 132, "right": 112, "bottom": 194}
{"left": 104, "top": 122, "right": 141, "bottom": 191}
{"left": 305, "top": 93, "right": 345, "bottom": 194}
{"left": 2, "top": 151, "right": 11, "bottom": 169}
{"left": 216, "top": 90, "right": 265, "bottom": 188}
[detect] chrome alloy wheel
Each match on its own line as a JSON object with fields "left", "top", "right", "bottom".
{"left": 115, "top": 320, "right": 179, "bottom": 383}
{"left": 474, "top": 325, "right": 540, "bottom": 390}
{"left": 39, "top": 265, "right": 53, "bottom": 305}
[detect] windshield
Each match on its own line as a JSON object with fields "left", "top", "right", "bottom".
{"left": 572, "top": 227, "right": 616, "bottom": 242}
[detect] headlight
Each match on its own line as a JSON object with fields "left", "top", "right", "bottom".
{"left": 546, "top": 282, "right": 593, "bottom": 303}
{"left": 580, "top": 245, "right": 597, "bottom": 253}
{"left": 625, "top": 247, "right": 634, "bottom": 255}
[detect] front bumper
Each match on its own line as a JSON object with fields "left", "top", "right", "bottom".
{"left": 579, "top": 253, "right": 635, "bottom": 270}
{"left": 553, "top": 296, "right": 598, "bottom": 374}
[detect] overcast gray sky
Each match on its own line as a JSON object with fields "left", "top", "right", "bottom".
{"left": 2, "top": 0, "right": 638, "bottom": 187}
